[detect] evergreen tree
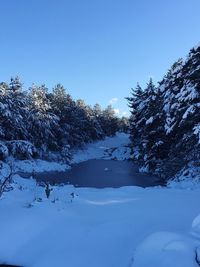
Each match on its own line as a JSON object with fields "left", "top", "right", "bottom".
{"left": 101, "top": 105, "right": 119, "bottom": 136}
{"left": 127, "top": 44, "right": 200, "bottom": 178}
{"left": 9, "top": 76, "right": 22, "bottom": 92}
{"left": 28, "top": 84, "right": 60, "bottom": 151}
{"left": 0, "top": 77, "right": 122, "bottom": 161}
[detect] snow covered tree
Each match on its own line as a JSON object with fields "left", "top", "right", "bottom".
{"left": 127, "top": 43, "right": 200, "bottom": 178}
{"left": 118, "top": 116, "right": 130, "bottom": 133}
{"left": 101, "top": 105, "right": 119, "bottom": 136}
{"left": 9, "top": 76, "right": 22, "bottom": 92}
{"left": 0, "top": 78, "right": 28, "bottom": 141}
{"left": 0, "top": 76, "right": 121, "bottom": 161}
{"left": 28, "top": 84, "right": 60, "bottom": 151}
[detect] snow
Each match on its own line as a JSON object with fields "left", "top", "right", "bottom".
{"left": 145, "top": 116, "right": 154, "bottom": 125}
{"left": 0, "top": 133, "right": 200, "bottom": 267}
{"left": 1, "top": 133, "right": 130, "bottom": 177}
{"left": 0, "top": 176, "right": 200, "bottom": 267}
{"left": 13, "top": 159, "right": 70, "bottom": 173}
{"left": 133, "top": 232, "right": 198, "bottom": 267}
{"left": 155, "top": 140, "right": 164, "bottom": 146}
{"left": 164, "top": 116, "right": 176, "bottom": 134}
{"left": 194, "top": 42, "right": 200, "bottom": 50}
{"left": 191, "top": 214, "right": 200, "bottom": 238}
{"left": 182, "top": 105, "right": 195, "bottom": 119}
{"left": 72, "top": 132, "right": 130, "bottom": 163}
{"left": 176, "top": 84, "right": 198, "bottom": 102}
{"left": 0, "top": 142, "right": 8, "bottom": 159}
{"left": 194, "top": 124, "right": 200, "bottom": 144}
{"left": 139, "top": 165, "right": 149, "bottom": 173}
{"left": 168, "top": 163, "right": 200, "bottom": 190}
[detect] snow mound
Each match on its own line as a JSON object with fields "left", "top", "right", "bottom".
{"left": 168, "top": 163, "right": 200, "bottom": 190}
{"left": 13, "top": 159, "right": 70, "bottom": 173}
{"left": 133, "top": 232, "right": 197, "bottom": 267}
{"left": 191, "top": 214, "right": 200, "bottom": 238}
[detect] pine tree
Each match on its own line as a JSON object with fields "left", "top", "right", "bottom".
{"left": 101, "top": 105, "right": 119, "bottom": 136}
{"left": 28, "top": 84, "right": 60, "bottom": 151}
{"left": 9, "top": 76, "right": 22, "bottom": 92}
{"left": 127, "top": 43, "right": 200, "bottom": 178}
{"left": 0, "top": 77, "right": 121, "bottom": 161}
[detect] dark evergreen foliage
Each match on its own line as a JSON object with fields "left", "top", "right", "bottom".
{"left": 0, "top": 78, "right": 123, "bottom": 161}
{"left": 128, "top": 44, "right": 200, "bottom": 178}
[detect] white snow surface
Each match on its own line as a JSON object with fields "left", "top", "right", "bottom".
{"left": 0, "top": 133, "right": 200, "bottom": 267}
{"left": 0, "top": 177, "right": 200, "bottom": 267}
{"left": 72, "top": 132, "right": 131, "bottom": 163}
{"left": 13, "top": 159, "right": 70, "bottom": 173}
{"left": 168, "top": 163, "right": 200, "bottom": 190}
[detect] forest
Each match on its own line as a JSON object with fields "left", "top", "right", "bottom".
{"left": 128, "top": 44, "right": 200, "bottom": 179}
{"left": 0, "top": 78, "right": 128, "bottom": 162}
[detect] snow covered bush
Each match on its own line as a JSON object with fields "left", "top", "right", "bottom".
{"left": 60, "top": 145, "right": 72, "bottom": 163}
{"left": 0, "top": 142, "right": 9, "bottom": 160}
{"left": 6, "top": 140, "right": 37, "bottom": 160}
{"left": 0, "top": 163, "right": 14, "bottom": 197}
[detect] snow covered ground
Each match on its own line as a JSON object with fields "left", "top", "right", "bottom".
{"left": 13, "top": 159, "right": 70, "bottom": 173}
{"left": 9, "top": 133, "right": 130, "bottom": 174}
{"left": 0, "top": 133, "right": 200, "bottom": 267}
{"left": 0, "top": 177, "right": 200, "bottom": 267}
{"left": 168, "top": 162, "right": 200, "bottom": 190}
{"left": 72, "top": 132, "right": 131, "bottom": 163}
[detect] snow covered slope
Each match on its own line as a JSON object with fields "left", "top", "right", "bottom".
{"left": 72, "top": 132, "right": 131, "bottom": 163}
{"left": 0, "top": 176, "right": 200, "bottom": 267}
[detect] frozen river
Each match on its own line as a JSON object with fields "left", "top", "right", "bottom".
{"left": 26, "top": 159, "right": 164, "bottom": 188}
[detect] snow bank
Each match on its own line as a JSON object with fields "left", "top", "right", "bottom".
{"left": 168, "top": 163, "right": 200, "bottom": 190}
{"left": 72, "top": 132, "right": 130, "bottom": 163}
{"left": 133, "top": 232, "right": 197, "bottom": 267}
{"left": 13, "top": 159, "right": 70, "bottom": 173}
{"left": 0, "top": 175, "right": 200, "bottom": 267}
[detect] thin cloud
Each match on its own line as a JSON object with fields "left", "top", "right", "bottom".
{"left": 109, "top": 97, "right": 118, "bottom": 105}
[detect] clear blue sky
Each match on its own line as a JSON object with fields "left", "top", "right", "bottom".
{"left": 0, "top": 0, "right": 200, "bottom": 116}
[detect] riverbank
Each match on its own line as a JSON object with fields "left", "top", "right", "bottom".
{"left": 2, "top": 133, "right": 131, "bottom": 175}
{"left": 0, "top": 133, "right": 200, "bottom": 267}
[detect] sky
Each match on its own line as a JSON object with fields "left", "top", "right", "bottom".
{"left": 0, "top": 0, "right": 200, "bottom": 116}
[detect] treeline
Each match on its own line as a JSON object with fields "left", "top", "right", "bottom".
{"left": 128, "top": 44, "right": 200, "bottom": 178}
{"left": 0, "top": 78, "right": 128, "bottom": 160}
